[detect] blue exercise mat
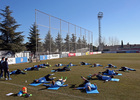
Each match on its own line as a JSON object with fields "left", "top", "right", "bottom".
{"left": 110, "top": 78, "right": 120, "bottom": 82}
{"left": 51, "top": 70, "right": 55, "bottom": 72}
{"left": 86, "top": 84, "right": 99, "bottom": 94}
{"left": 104, "top": 66, "right": 117, "bottom": 68}
{"left": 51, "top": 70, "right": 66, "bottom": 72}
{"left": 29, "top": 82, "right": 42, "bottom": 86}
{"left": 118, "top": 73, "right": 122, "bottom": 76}
{"left": 48, "top": 86, "right": 60, "bottom": 90}
{"left": 86, "top": 89, "right": 99, "bottom": 94}
{"left": 43, "top": 83, "right": 65, "bottom": 90}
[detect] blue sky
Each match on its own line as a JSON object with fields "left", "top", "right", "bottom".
{"left": 0, "top": 0, "right": 140, "bottom": 46}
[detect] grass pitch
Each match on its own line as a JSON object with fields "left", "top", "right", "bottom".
{"left": 0, "top": 53, "right": 140, "bottom": 100}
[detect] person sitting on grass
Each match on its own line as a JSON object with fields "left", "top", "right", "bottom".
{"left": 10, "top": 69, "right": 26, "bottom": 75}
{"left": 80, "top": 62, "right": 92, "bottom": 65}
{"left": 74, "top": 76, "right": 97, "bottom": 91}
{"left": 34, "top": 74, "right": 56, "bottom": 83}
{"left": 89, "top": 72, "right": 114, "bottom": 82}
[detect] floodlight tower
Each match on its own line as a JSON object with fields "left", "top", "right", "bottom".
{"left": 98, "top": 12, "right": 103, "bottom": 51}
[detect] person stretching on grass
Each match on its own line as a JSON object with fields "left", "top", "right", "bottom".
{"left": 23, "top": 66, "right": 40, "bottom": 71}
{"left": 80, "top": 62, "right": 92, "bottom": 65}
{"left": 118, "top": 67, "right": 136, "bottom": 71}
{"left": 55, "top": 63, "right": 65, "bottom": 67}
{"left": 104, "top": 64, "right": 117, "bottom": 68}
{"left": 89, "top": 72, "right": 114, "bottom": 82}
{"left": 34, "top": 74, "right": 56, "bottom": 83}
{"left": 66, "top": 63, "right": 77, "bottom": 67}
{"left": 52, "top": 66, "right": 71, "bottom": 72}
{"left": 92, "top": 63, "right": 103, "bottom": 67}
{"left": 102, "top": 69, "right": 118, "bottom": 75}
{"left": 74, "top": 76, "right": 97, "bottom": 91}
{"left": 39, "top": 62, "right": 51, "bottom": 67}
{"left": 51, "top": 77, "right": 68, "bottom": 87}
{"left": 10, "top": 69, "right": 26, "bottom": 75}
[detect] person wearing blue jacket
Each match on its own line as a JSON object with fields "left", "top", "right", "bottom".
{"left": 3, "top": 58, "right": 12, "bottom": 80}
{"left": 0, "top": 57, "right": 5, "bottom": 79}
{"left": 75, "top": 76, "right": 97, "bottom": 91}
{"left": 89, "top": 72, "right": 114, "bottom": 82}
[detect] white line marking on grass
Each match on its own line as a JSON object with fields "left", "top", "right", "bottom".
{"left": 0, "top": 81, "right": 94, "bottom": 100}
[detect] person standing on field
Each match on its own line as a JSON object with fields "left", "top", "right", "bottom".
{"left": 3, "top": 58, "right": 12, "bottom": 80}
{"left": 0, "top": 57, "right": 5, "bottom": 79}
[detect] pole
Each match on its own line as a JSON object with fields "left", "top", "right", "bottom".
{"left": 35, "top": 9, "right": 38, "bottom": 62}
{"left": 75, "top": 25, "right": 76, "bottom": 53}
{"left": 60, "top": 19, "right": 62, "bottom": 55}
{"left": 49, "top": 15, "right": 51, "bottom": 58}
{"left": 68, "top": 22, "right": 70, "bottom": 52}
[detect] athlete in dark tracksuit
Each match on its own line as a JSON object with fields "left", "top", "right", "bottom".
{"left": 3, "top": 58, "right": 11, "bottom": 80}
{"left": 0, "top": 57, "right": 5, "bottom": 79}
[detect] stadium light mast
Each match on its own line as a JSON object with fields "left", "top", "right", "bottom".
{"left": 98, "top": 12, "right": 103, "bottom": 51}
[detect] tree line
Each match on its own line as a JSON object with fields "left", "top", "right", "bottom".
{"left": 0, "top": 6, "right": 91, "bottom": 55}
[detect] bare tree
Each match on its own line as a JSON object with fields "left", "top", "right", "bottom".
{"left": 108, "top": 36, "right": 120, "bottom": 46}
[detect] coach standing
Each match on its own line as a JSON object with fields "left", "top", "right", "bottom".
{"left": 3, "top": 58, "right": 12, "bottom": 80}
{"left": 0, "top": 57, "right": 5, "bottom": 79}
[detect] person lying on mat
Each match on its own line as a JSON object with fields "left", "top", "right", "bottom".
{"left": 80, "top": 62, "right": 92, "bottom": 65}
{"left": 52, "top": 66, "right": 71, "bottom": 72}
{"left": 118, "top": 67, "right": 136, "bottom": 71}
{"left": 102, "top": 69, "right": 118, "bottom": 75}
{"left": 74, "top": 76, "right": 97, "bottom": 91}
{"left": 55, "top": 63, "right": 65, "bottom": 67}
{"left": 89, "top": 72, "right": 114, "bottom": 81}
{"left": 104, "top": 64, "right": 117, "bottom": 68}
{"left": 66, "top": 63, "right": 77, "bottom": 67}
{"left": 34, "top": 74, "right": 56, "bottom": 83}
{"left": 10, "top": 69, "right": 26, "bottom": 75}
{"left": 40, "top": 62, "right": 51, "bottom": 67}
{"left": 34, "top": 63, "right": 51, "bottom": 68}
{"left": 92, "top": 63, "right": 103, "bottom": 67}
{"left": 50, "top": 77, "right": 68, "bottom": 87}
{"left": 24, "top": 66, "right": 40, "bottom": 71}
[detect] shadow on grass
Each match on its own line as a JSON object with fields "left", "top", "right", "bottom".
{"left": 0, "top": 79, "right": 5, "bottom": 81}
{"left": 38, "top": 87, "right": 48, "bottom": 91}
{"left": 38, "top": 85, "right": 49, "bottom": 91}
{"left": 87, "top": 77, "right": 98, "bottom": 80}
{"left": 70, "top": 83, "right": 86, "bottom": 93}
{"left": 11, "top": 94, "right": 17, "bottom": 97}
{"left": 69, "top": 84, "right": 76, "bottom": 88}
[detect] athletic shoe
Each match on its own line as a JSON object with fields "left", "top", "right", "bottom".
{"left": 0, "top": 76, "right": 4, "bottom": 79}
{"left": 51, "top": 74, "right": 54, "bottom": 76}
{"left": 9, "top": 78, "right": 12, "bottom": 80}
{"left": 81, "top": 76, "right": 83, "bottom": 78}
{"left": 5, "top": 78, "right": 8, "bottom": 80}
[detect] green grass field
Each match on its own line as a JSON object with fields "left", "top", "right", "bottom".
{"left": 0, "top": 53, "right": 140, "bottom": 100}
